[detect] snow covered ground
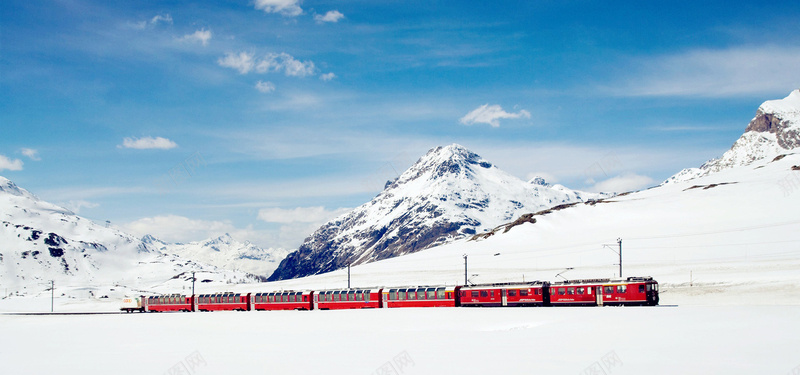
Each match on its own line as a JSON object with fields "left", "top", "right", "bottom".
{"left": 1, "top": 306, "right": 798, "bottom": 374}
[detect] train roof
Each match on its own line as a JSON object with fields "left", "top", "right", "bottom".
{"left": 550, "top": 276, "right": 655, "bottom": 286}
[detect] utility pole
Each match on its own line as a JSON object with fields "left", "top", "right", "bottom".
{"left": 463, "top": 254, "right": 468, "bottom": 285}
{"left": 192, "top": 271, "right": 196, "bottom": 296}
{"left": 618, "top": 238, "right": 623, "bottom": 278}
{"left": 347, "top": 263, "right": 351, "bottom": 289}
{"left": 50, "top": 280, "right": 54, "bottom": 313}
{"left": 603, "top": 238, "right": 623, "bottom": 278}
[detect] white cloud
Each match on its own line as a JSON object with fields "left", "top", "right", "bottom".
{"left": 150, "top": 14, "right": 173, "bottom": 25}
{"left": 256, "top": 52, "right": 316, "bottom": 77}
{"left": 254, "top": 0, "right": 303, "bottom": 17}
{"left": 255, "top": 80, "right": 276, "bottom": 93}
{"left": 319, "top": 72, "right": 336, "bottom": 81}
{"left": 315, "top": 10, "right": 345, "bottom": 23}
{"left": 119, "top": 136, "right": 178, "bottom": 150}
{"left": 459, "top": 104, "right": 531, "bottom": 127}
{"left": 608, "top": 46, "right": 800, "bottom": 98}
{"left": 180, "top": 29, "right": 212, "bottom": 46}
{"left": 21, "top": 148, "right": 40, "bottom": 161}
{"left": 62, "top": 200, "right": 99, "bottom": 214}
{"left": 588, "top": 173, "right": 656, "bottom": 193}
{"left": 219, "top": 52, "right": 316, "bottom": 77}
{"left": 257, "top": 206, "right": 350, "bottom": 223}
{"left": 0, "top": 154, "right": 24, "bottom": 171}
{"left": 133, "top": 13, "right": 173, "bottom": 29}
{"left": 218, "top": 51, "right": 256, "bottom": 74}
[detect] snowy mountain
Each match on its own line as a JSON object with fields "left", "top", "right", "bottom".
{"left": 143, "top": 233, "right": 290, "bottom": 277}
{"left": 0, "top": 176, "right": 257, "bottom": 299}
{"left": 666, "top": 89, "right": 800, "bottom": 183}
{"left": 268, "top": 144, "right": 609, "bottom": 281}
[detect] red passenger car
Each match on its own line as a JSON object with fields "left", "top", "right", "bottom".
{"left": 381, "top": 286, "right": 460, "bottom": 308}
{"left": 144, "top": 294, "right": 194, "bottom": 312}
{"left": 196, "top": 292, "right": 250, "bottom": 311}
{"left": 252, "top": 291, "right": 314, "bottom": 311}
{"left": 549, "top": 277, "right": 659, "bottom": 306}
{"left": 460, "top": 282, "right": 548, "bottom": 307}
{"left": 313, "top": 289, "right": 382, "bottom": 310}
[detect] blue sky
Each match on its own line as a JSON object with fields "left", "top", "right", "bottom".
{"left": 2, "top": 0, "right": 799, "bottom": 249}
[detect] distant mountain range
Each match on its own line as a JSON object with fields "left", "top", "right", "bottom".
{"left": 143, "top": 233, "right": 290, "bottom": 277}
{"left": 268, "top": 144, "right": 610, "bottom": 281}
{"left": 0, "top": 178, "right": 275, "bottom": 297}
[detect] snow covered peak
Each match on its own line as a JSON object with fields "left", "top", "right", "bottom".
{"left": 666, "top": 90, "right": 800, "bottom": 183}
{"left": 0, "top": 176, "right": 37, "bottom": 200}
{"left": 269, "top": 144, "right": 606, "bottom": 281}
{"left": 755, "top": 89, "right": 800, "bottom": 120}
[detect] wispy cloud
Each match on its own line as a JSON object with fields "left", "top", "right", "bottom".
{"left": 256, "top": 53, "right": 316, "bottom": 77}
{"left": 218, "top": 52, "right": 317, "bottom": 77}
{"left": 218, "top": 51, "right": 255, "bottom": 74}
{"left": 132, "top": 13, "right": 173, "bottom": 30}
{"left": 588, "top": 173, "right": 656, "bottom": 193}
{"left": 255, "top": 80, "right": 276, "bottom": 93}
{"left": 119, "top": 136, "right": 178, "bottom": 150}
{"left": 315, "top": 10, "right": 345, "bottom": 24}
{"left": 258, "top": 206, "right": 350, "bottom": 223}
{"left": 21, "top": 148, "right": 41, "bottom": 161}
{"left": 62, "top": 200, "right": 100, "bottom": 214}
{"left": 606, "top": 46, "right": 800, "bottom": 98}
{"left": 179, "top": 29, "right": 212, "bottom": 46}
{"left": 0, "top": 154, "right": 24, "bottom": 171}
{"left": 254, "top": 0, "right": 303, "bottom": 17}
{"left": 459, "top": 104, "right": 531, "bottom": 128}
{"left": 319, "top": 72, "right": 336, "bottom": 81}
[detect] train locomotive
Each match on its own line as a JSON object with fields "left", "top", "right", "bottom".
{"left": 123, "top": 276, "right": 659, "bottom": 313}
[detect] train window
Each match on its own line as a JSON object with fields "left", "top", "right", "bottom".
{"left": 508, "top": 290, "right": 517, "bottom": 297}
{"left": 365, "top": 292, "right": 370, "bottom": 301}
{"left": 617, "top": 285, "right": 627, "bottom": 294}
{"left": 558, "top": 288, "right": 566, "bottom": 295}
{"left": 480, "top": 291, "right": 488, "bottom": 298}
{"left": 398, "top": 291, "right": 406, "bottom": 300}
{"left": 437, "top": 290, "right": 445, "bottom": 299}
{"left": 567, "top": 288, "right": 575, "bottom": 295}
{"left": 408, "top": 291, "right": 416, "bottom": 300}
{"left": 520, "top": 290, "right": 529, "bottom": 296}
{"left": 471, "top": 291, "right": 479, "bottom": 298}
{"left": 639, "top": 285, "right": 645, "bottom": 293}
{"left": 604, "top": 286, "right": 614, "bottom": 294}
{"left": 550, "top": 288, "right": 555, "bottom": 294}
{"left": 577, "top": 288, "right": 585, "bottom": 295}
{"left": 490, "top": 291, "right": 494, "bottom": 298}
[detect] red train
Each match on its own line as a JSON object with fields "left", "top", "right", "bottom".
{"left": 125, "top": 277, "right": 659, "bottom": 313}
